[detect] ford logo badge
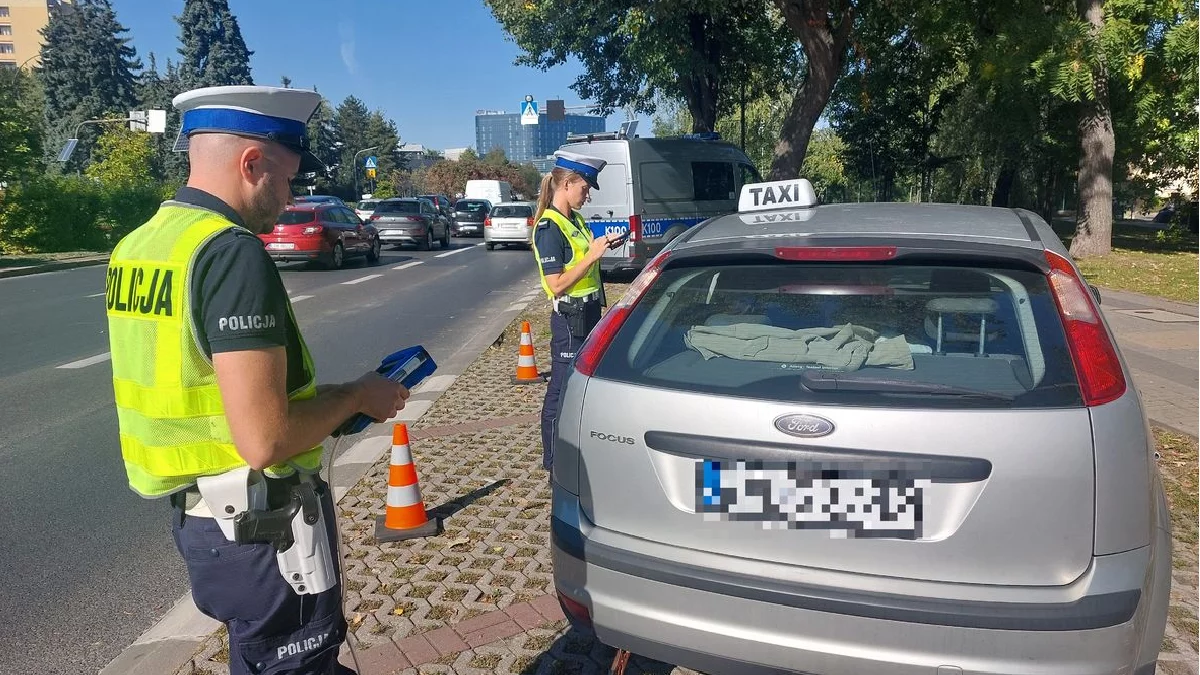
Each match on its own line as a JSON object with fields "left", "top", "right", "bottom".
{"left": 774, "top": 413, "right": 835, "bottom": 438}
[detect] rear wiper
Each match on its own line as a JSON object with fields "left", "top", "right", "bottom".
{"left": 799, "top": 371, "right": 1016, "bottom": 401}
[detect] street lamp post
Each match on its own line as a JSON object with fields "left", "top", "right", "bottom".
{"left": 353, "top": 146, "right": 379, "bottom": 200}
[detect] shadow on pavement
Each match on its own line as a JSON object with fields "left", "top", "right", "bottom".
{"left": 428, "top": 479, "right": 511, "bottom": 521}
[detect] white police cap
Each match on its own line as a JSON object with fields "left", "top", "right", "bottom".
{"left": 172, "top": 85, "right": 325, "bottom": 172}
{"left": 553, "top": 150, "right": 606, "bottom": 190}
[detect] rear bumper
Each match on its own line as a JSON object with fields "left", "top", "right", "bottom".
{"left": 453, "top": 223, "right": 484, "bottom": 236}
{"left": 263, "top": 241, "right": 327, "bottom": 263}
{"left": 377, "top": 228, "right": 427, "bottom": 245}
{"left": 551, "top": 485, "right": 1162, "bottom": 675}
{"left": 484, "top": 228, "right": 532, "bottom": 244}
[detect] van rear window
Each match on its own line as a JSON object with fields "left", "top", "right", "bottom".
{"left": 640, "top": 161, "right": 736, "bottom": 202}
{"left": 593, "top": 263, "right": 1082, "bottom": 409}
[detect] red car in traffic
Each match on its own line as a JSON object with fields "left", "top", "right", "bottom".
{"left": 258, "top": 203, "right": 381, "bottom": 269}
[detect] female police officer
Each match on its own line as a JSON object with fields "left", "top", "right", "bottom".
{"left": 531, "top": 150, "right": 619, "bottom": 470}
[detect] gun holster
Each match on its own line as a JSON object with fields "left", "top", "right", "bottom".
{"left": 555, "top": 296, "right": 601, "bottom": 339}
{"left": 194, "top": 467, "right": 336, "bottom": 596}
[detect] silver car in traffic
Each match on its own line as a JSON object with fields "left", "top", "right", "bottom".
{"left": 550, "top": 179, "right": 1172, "bottom": 675}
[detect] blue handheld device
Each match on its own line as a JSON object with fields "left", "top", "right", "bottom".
{"left": 332, "top": 346, "right": 437, "bottom": 437}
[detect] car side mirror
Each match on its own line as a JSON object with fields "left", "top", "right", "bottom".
{"left": 1089, "top": 284, "right": 1102, "bottom": 305}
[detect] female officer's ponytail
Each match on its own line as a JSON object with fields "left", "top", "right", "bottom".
{"left": 533, "top": 167, "right": 578, "bottom": 224}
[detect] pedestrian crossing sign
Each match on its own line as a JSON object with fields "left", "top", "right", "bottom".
{"left": 520, "top": 99, "right": 539, "bottom": 125}
{"left": 365, "top": 156, "right": 378, "bottom": 169}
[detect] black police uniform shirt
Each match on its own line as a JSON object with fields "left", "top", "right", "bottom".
{"left": 174, "top": 187, "right": 307, "bottom": 393}
{"left": 533, "top": 206, "right": 580, "bottom": 277}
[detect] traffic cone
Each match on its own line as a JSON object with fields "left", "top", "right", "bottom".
{"left": 511, "top": 320, "right": 544, "bottom": 384}
{"left": 375, "top": 423, "right": 440, "bottom": 542}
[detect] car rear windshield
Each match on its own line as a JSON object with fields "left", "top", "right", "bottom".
{"left": 276, "top": 211, "right": 316, "bottom": 224}
{"left": 374, "top": 201, "right": 420, "bottom": 214}
{"left": 594, "top": 262, "right": 1083, "bottom": 409}
{"left": 456, "top": 200, "right": 489, "bottom": 213}
{"left": 357, "top": 201, "right": 379, "bottom": 210}
{"left": 492, "top": 205, "right": 532, "bottom": 218}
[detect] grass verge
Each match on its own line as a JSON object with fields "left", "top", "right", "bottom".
{"left": 1156, "top": 428, "right": 1198, "bottom": 547}
{"left": 1051, "top": 220, "right": 1197, "bottom": 303}
{"left": 0, "top": 250, "right": 108, "bottom": 269}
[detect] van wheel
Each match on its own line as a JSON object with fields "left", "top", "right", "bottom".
{"left": 486, "top": 243, "right": 495, "bottom": 251}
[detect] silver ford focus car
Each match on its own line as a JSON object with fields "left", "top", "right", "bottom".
{"left": 550, "top": 179, "right": 1172, "bottom": 675}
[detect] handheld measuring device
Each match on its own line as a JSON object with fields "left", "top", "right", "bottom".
{"left": 333, "top": 346, "right": 437, "bottom": 438}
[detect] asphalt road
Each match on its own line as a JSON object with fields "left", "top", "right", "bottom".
{"left": 0, "top": 238, "right": 538, "bottom": 675}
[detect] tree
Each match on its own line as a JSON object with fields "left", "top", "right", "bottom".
{"left": 483, "top": 147, "right": 508, "bottom": 166}
{"left": 176, "top": 0, "right": 254, "bottom": 88}
{"left": 486, "top": 0, "right": 798, "bottom": 132}
{"left": 768, "top": 0, "right": 858, "bottom": 180}
{"left": 0, "top": 68, "right": 45, "bottom": 185}
{"left": 39, "top": 0, "right": 141, "bottom": 173}
{"left": 85, "top": 126, "right": 156, "bottom": 186}
{"left": 328, "top": 97, "right": 400, "bottom": 198}
{"left": 1030, "top": 0, "right": 1196, "bottom": 256}
{"left": 136, "top": 52, "right": 188, "bottom": 183}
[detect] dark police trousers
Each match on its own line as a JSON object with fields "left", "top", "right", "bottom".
{"left": 171, "top": 475, "right": 348, "bottom": 675}
{"left": 541, "top": 305, "right": 598, "bottom": 470}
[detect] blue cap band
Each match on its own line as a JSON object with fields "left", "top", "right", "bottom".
{"left": 180, "top": 108, "right": 308, "bottom": 148}
{"left": 554, "top": 156, "right": 598, "bottom": 182}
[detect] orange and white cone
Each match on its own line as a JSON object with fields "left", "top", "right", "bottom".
{"left": 512, "top": 320, "right": 544, "bottom": 384}
{"left": 374, "top": 423, "right": 439, "bottom": 542}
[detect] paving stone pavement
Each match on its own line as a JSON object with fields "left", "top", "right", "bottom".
{"left": 173, "top": 279, "right": 1198, "bottom": 675}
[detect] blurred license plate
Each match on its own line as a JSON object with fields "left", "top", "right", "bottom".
{"left": 266, "top": 242, "right": 295, "bottom": 250}
{"left": 696, "top": 460, "right": 927, "bottom": 538}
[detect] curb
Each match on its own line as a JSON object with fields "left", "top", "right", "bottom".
{"left": 0, "top": 255, "right": 110, "bottom": 279}
{"left": 1096, "top": 285, "right": 1198, "bottom": 317}
{"left": 99, "top": 279, "right": 545, "bottom": 675}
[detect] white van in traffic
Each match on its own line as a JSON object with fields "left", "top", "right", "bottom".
{"left": 555, "top": 131, "right": 760, "bottom": 275}
{"left": 465, "top": 180, "right": 512, "bottom": 206}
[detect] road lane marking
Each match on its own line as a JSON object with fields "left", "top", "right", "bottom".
{"left": 341, "top": 274, "right": 383, "bottom": 285}
{"left": 58, "top": 352, "right": 111, "bottom": 369}
{"left": 475, "top": 243, "right": 487, "bottom": 247}
{"left": 435, "top": 246, "right": 476, "bottom": 259}
{"left": 289, "top": 295, "right": 314, "bottom": 303}
{"left": 86, "top": 292, "right": 106, "bottom": 298}
{"left": 392, "top": 261, "right": 424, "bottom": 271}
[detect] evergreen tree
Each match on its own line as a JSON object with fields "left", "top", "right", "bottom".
{"left": 176, "top": 0, "right": 254, "bottom": 88}
{"left": 136, "top": 52, "right": 187, "bottom": 183}
{"left": 39, "top": 0, "right": 141, "bottom": 173}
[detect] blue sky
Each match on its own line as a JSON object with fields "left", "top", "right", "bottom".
{"left": 110, "top": 0, "right": 628, "bottom": 150}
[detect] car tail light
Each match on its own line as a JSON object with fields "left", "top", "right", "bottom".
{"left": 1044, "top": 250, "right": 1126, "bottom": 406}
{"left": 302, "top": 226, "right": 323, "bottom": 235}
{"left": 574, "top": 248, "right": 671, "bottom": 377}
{"left": 484, "top": 217, "right": 492, "bottom": 228}
{"left": 557, "top": 591, "right": 592, "bottom": 627}
{"left": 527, "top": 217, "right": 534, "bottom": 227}
{"left": 369, "top": 214, "right": 380, "bottom": 222}
{"left": 774, "top": 246, "right": 897, "bottom": 261}
{"left": 628, "top": 214, "right": 642, "bottom": 243}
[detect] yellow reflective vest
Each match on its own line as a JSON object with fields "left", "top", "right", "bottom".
{"left": 532, "top": 208, "right": 602, "bottom": 300}
{"left": 106, "top": 202, "right": 323, "bottom": 498}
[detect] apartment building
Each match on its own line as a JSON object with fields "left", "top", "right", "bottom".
{"left": 1, "top": 0, "right": 67, "bottom": 70}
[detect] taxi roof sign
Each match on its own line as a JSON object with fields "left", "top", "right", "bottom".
{"left": 738, "top": 178, "right": 818, "bottom": 213}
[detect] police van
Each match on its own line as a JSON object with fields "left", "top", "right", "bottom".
{"left": 555, "top": 130, "right": 760, "bottom": 275}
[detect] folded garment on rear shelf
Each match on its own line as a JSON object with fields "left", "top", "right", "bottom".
{"left": 683, "top": 322, "right": 915, "bottom": 371}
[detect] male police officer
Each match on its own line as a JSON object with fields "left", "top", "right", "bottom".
{"left": 105, "top": 85, "right": 408, "bottom": 674}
